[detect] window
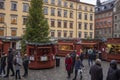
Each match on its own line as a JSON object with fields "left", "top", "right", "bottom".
{"left": 44, "top": 7, "right": 48, "bottom": 15}
{"left": 11, "top": 28, "right": 17, "bottom": 36}
{"left": 70, "top": 21, "right": 73, "bottom": 29}
{"left": 114, "top": 16, "right": 117, "bottom": 20}
{"left": 84, "top": 6, "right": 87, "bottom": 11}
{"left": 70, "top": 3, "right": 73, "bottom": 8}
{"left": 64, "top": 21, "right": 67, "bottom": 28}
{"left": 90, "top": 23, "right": 93, "bottom": 30}
{"left": 51, "top": 0, "right": 55, "bottom": 4}
{"left": 11, "top": 2, "right": 17, "bottom": 11}
{"left": 0, "top": 28, "right": 4, "bottom": 36}
{"left": 51, "top": 19, "right": 55, "bottom": 27}
{"left": 57, "top": 31, "right": 61, "bottom": 37}
{"left": 90, "top": 7, "right": 93, "bottom": 12}
{"left": 51, "top": 8, "right": 55, "bottom": 16}
{"left": 43, "top": 0, "right": 48, "bottom": 3}
{"left": 70, "top": 11, "right": 73, "bottom": 18}
{"left": 23, "top": 3, "right": 29, "bottom": 12}
{"left": 84, "top": 23, "right": 88, "bottom": 30}
{"left": 57, "top": 20, "right": 61, "bottom": 28}
{"left": 0, "top": 2, "right": 4, "bottom": 9}
{"left": 78, "top": 22, "right": 82, "bottom": 29}
{"left": 78, "top": 5, "right": 82, "bottom": 10}
{"left": 11, "top": 15, "right": 17, "bottom": 24}
{"left": 90, "top": 14, "right": 93, "bottom": 21}
{"left": 23, "top": 16, "right": 27, "bottom": 25}
{"left": 64, "top": 10, "right": 67, "bottom": 17}
{"left": 63, "top": 31, "right": 67, "bottom": 37}
{"left": 0, "top": 13, "right": 4, "bottom": 23}
{"left": 58, "top": 9, "right": 61, "bottom": 17}
{"left": 64, "top": 2, "right": 67, "bottom": 7}
{"left": 69, "top": 31, "right": 73, "bottom": 38}
{"left": 78, "top": 31, "right": 82, "bottom": 38}
{"left": 84, "top": 32, "right": 88, "bottom": 38}
{"left": 58, "top": 0, "right": 61, "bottom": 6}
{"left": 51, "top": 30, "right": 55, "bottom": 37}
{"left": 78, "top": 12, "right": 82, "bottom": 19}
{"left": 84, "top": 13, "right": 87, "bottom": 20}
{"left": 90, "top": 32, "right": 93, "bottom": 38}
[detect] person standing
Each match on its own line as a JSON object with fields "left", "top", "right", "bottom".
{"left": 106, "top": 60, "right": 119, "bottom": 80}
{"left": 14, "top": 54, "right": 22, "bottom": 80}
{"left": 70, "top": 50, "right": 76, "bottom": 73}
{"left": 22, "top": 54, "right": 29, "bottom": 77}
{"left": 0, "top": 52, "right": 7, "bottom": 76}
{"left": 4, "top": 48, "right": 15, "bottom": 78}
{"left": 73, "top": 55, "right": 82, "bottom": 80}
{"left": 88, "top": 48, "right": 94, "bottom": 66}
{"left": 65, "top": 54, "right": 73, "bottom": 79}
{"left": 89, "top": 59, "right": 103, "bottom": 80}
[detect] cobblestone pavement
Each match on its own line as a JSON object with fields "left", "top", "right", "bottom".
{"left": 0, "top": 57, "right": 120, "bottom": 80}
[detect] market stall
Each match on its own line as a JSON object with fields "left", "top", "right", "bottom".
{"left": 27, "top": 42, "right": 56, "bottom": 69}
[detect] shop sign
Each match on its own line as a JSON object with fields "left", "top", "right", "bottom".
{"left": 40, "top": 56, "right": 48, "bottom": 61}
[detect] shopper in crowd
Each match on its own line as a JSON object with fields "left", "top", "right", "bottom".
{"left": 70, "top": 50, "right": 76, "bottom": 73}
{"left": 106, "top": 60, "right": 119, "bottom": 80}
{"left": 65, "top": 54, "right": 73, "bottom": 79}
{"left": 0, "top": 52, "right": 7, "bottom": 76}
{"left": 4, "top": 48, "right": 15, "bottom": 78}
{"left": 89, "top": 59, "right": 103, "bottom": 80}
{"left": 79, "top": 49, "right": 84, "bottom": 67}
{"left": 14, "top": 53, "right": 22, "bottom": 80}
{"left": 73, "top": 55, "right": 83, "bottom": 80}
{"left": 22, "top": 54, "right": 29, "bottom": 77}
{"left": 88, "top": 48, "right": 94, "bottom": 66}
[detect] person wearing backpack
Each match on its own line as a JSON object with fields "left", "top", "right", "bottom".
{"left": 88, "top": 48, "right": 94, "bottom": 66}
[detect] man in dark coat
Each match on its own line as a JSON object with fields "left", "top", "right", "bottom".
{"left": 89, "top": 59, "right": 103, "bottom": 80}
{"left": 4, "top": 48, "right": 15, "bottom": 78}
{"left": 106, "top": 60, "right": 119, "bottom": 80}
{"left": 0, "top": 52, "right": 7, "bottom": 75}
{"left": 70, "top": 50, "right": 76, "bottom": 73}
{"left": 22, "top": 54, "right": 29, "bottom": 77}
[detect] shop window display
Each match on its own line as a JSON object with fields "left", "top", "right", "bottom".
{"left": 107, "top": 44, "right": 120, "bottom": 54}
{"left": 59, "top": 45, "right": 73, "bottom": 51}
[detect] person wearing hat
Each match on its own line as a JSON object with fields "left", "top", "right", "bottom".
{"left": 4, "top": 48, "right": 15, "bottom": 78}
{"left": 106, "top": 60, "right": 119, "bottom": 80}
{"left": 89, "top": 58, "right": 103, "bottom": 80}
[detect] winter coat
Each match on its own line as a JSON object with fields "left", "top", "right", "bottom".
{"left": 1, "top": 56, "right": 6, "bottom": 67}
{"left": 14, "top": 57, "right": 22, "bottom": 70}
{"left": 23, "top": 56, "right": 29, "bottom": 67}
{"left": 106, "top": 67, "right": 119, "bottom": 80}
{"left": 106, "top": 60, "right": 119, "bottom": 80}
{"left": 74, "top": 59, "right": 82, "bottom": 70}
{"left": 65, "top": 57, "right": 72, "bottom": 71}
{"left": 89, "top": 64, "right": 103, "bottom": 80}
{"left": 7, "top": 52, "right": 14, "bottom": 64}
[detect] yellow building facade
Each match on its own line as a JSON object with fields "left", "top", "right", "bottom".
{"left": 0, "top": 0, "right": 95, "bottom": 39}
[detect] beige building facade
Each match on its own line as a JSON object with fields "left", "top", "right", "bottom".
{"left": 0, "top": 0, "right": 95, "bottom": 39}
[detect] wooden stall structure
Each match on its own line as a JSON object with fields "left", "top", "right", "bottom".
{"left": 0, "top": 36, "right": 21, "bottom": 56}
{"left": 27, "top": 42, "right": 56, "bottom": 69}
{"left": 75, "top": 39, "right": 102, "bottom": 58}
{"left": 102, "top": 38, "right": 120, "bottom": 62}
{"left": 57, "top": 39, "right": 78, "bottom": 56}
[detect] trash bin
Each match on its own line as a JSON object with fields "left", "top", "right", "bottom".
{"left": 56, "top": 57, "right": 60, "bottom": 67}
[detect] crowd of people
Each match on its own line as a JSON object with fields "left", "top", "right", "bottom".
{"left": 65, "top": 49, "right": 120, "bottom": 80}
{"left": 0, "top": 48, "right": 29, "bottom": 80}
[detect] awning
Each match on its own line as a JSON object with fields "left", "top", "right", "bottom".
{"left": 80, "top": 42, "right": 97, "bottom": 45}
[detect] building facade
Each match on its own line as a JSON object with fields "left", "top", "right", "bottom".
{"left": 95, "top": 0, "right": 115, "bottom": 39}
{"left": 0, "top": 0, "right": 95, "bottom": 39}
{"left": 113, "top": 0, "right": 120, "bottom": 38}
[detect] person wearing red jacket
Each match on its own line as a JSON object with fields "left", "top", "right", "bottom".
{"left": 65, "top": 54, "right": 73, "bottom": 79}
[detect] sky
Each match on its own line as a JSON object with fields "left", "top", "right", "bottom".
{"left": 80, "top": 0, "right": 108, "bottom": 5}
